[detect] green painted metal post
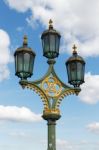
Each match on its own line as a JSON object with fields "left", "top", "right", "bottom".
{"left": 14, "top": 20, "right": 85, "bottom": 150}
{"left": 47, "top": 120, "right": 56, "bottom": 150}
{"left": 42, "top": 113, "right": 61, "bottom": 150}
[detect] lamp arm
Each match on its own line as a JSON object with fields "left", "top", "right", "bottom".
{"left": 19, "top": 62, "right": 81, "bottom": 114}
{"left": 54, "top": 87, "right": 81, "bottom": 110}
{"left": 19, "top": 79, "right": 50, "bottom": 110}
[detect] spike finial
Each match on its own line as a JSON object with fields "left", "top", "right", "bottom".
{"left": 49, "top": 19, "right": 53, "bottom": 29}
{"left": 23, "top": 35, "right": 28, "bottom": 46}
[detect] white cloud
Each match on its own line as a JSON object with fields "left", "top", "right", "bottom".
{"left": 0, "top": 29, "right": 13, "bottom": 81}
{"left": 0, "top": 105, "right": 42, "bottom": 122}
{"left": 0, "top": 65, "right": 10, "bottom": 81}
{"left": 0, "top": 30, "right": 12, "bottom": 64}
{"left": 4, "top": 0, "right": 99, "bottom": 57}
{"left": 79, "top": 72, "right": 99, "bottom": 104}
{"left": 4, "top": 0, "right": 32, "bottom": 12}
{"left": 87, "top": 122, "right": 99, "bottom": 134}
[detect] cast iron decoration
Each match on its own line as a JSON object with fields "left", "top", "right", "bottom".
{"left": 14, "top": 19, "right": 85, "bottom": 150}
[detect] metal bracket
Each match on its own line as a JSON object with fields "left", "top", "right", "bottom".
{"left": 19, "top": 61, "right": 81, "bottom": 116}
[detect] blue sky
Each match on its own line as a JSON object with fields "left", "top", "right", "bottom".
{"left": 0, "top": 0, "right": 99, "bottom": 150}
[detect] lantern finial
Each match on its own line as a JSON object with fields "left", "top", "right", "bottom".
{"left": 23, "top": 35, "right": 28, "bottom": 46}
{"left": 49, "top": 19, "right": 53, "bottom": 29}
{"left": 72, "top": 44, "right": 77, "bottom": 55}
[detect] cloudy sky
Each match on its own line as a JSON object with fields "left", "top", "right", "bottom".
{"left": 0, "top": 0, "right": 99, "bottom": 150}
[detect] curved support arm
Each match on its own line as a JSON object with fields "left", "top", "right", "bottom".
{"left": 19, "top": 80, "right": 50, "bottom": 110}
{"left": 19, "top": 61, "right": 81, "bottom": 116}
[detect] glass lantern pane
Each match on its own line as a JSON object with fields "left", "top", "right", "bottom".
{"left": 29, "top": 55, "right": 34, "bottom": 74}
{"left": 15, "top": 55, "right": 17, "bottom": 73}
{"left": 67, "top": 64, "right": 71, "bottom": 82}
{"left": 49, "top": 34, "right": 55, "bottom": 52}
{"left": 42, "top": 38, "right": 44, "bottom": 50}
{"left": 77, "top": 62, "right": 83, "bottom": 80}
{"left": 17, "top": 53, "right": 23, "bottom": 72}
{"left": 44, "top": 35, "right": 49, "bottom": 53}
{"left": 70, "top": 62, "right": 77, "bottom": 81}
{"left": 24, "top": 53, "right": 30, "bottom": 72}
{"left": 55, "top": 35, "right": 60, "bottom": 53}
{"left": 81, "top": 63, "right": 85, "bottom": 81}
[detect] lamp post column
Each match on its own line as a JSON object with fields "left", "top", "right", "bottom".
{"left": 47, "top": 120, "right": 56, "bottom": 150}
{"left": 43, "top": 113, "right": 61, "bottom": 150}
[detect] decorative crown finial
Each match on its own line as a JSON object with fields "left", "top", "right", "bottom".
{"left": 72, "top": 44, "right": 77, "bottom": 54}
{"left": 23, "top": 35, "right": 28, "bottom": 46}
{"left": 49, "top": 19, "right": 53, "bottom": 29}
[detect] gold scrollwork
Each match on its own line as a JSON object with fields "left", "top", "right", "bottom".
{"left": 41, "top": 76, "right": 62, "bottom": 97}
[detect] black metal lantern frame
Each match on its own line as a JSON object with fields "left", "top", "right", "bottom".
{"left": 41, "top": 19, "right": 61, "bottom": 59}
{"left": 14, "top": 36, "right": 36, "bottom": 80}
{"left": 66, "top": 45, "right": 85, "bottom": 87}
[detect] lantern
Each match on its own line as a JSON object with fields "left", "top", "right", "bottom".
{"left": 41, "top": 19, "right": 61, "bottom": 59}
{"left": 14, "top": 35, "right": 36, "bottom": 80}
{"left": 66, "top": 45, "right": 85, "bottom": 87}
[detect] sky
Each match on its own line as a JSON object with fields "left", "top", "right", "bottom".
{"left": 0, "top": 0, "right": 99, "bottom": 150}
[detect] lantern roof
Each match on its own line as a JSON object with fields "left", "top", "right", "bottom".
{"left": 14, "top": 35, "right": 36, "bottom": 56}
{"left": 66, "top": 44, "right": 85, "bottom": 64}
{"left": 41, "top": 19, "right": 61, "bottom": 39}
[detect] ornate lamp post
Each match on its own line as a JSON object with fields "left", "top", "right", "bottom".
{"left": 14, "top": 20, "right": 85, "bottom": 150}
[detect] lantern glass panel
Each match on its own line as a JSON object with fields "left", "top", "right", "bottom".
{"left": 49, "top": 34, "right": 55, "bottom": 52}
{"left": 42, "top": 38, "right": 44, "bottom": 50}
{"left": 43, "top": 35, "right": 49, "bottom": 53}
{"left": 17, "top": 53, "right": 23, "bottom": 72}
{"left": 24, "top": 53, "right": 30, "bottom": 72}
{"left": 82, "top": 63, "right": 85, "bottom": 81}
{"left": 81, "top": 63, "right": 85, "bottom": 82}
{"left": 70, "top": 62, "right": 77, "bottom": 81}
{"left": 77, "top": 62, "right": 83, "bottom": 81}
{"left": 55, "top": 35, "right": 60, "bottom": 53}
{"left": 67, "top": 64, "right": 71, "bottom": 82}
{"left": 29, "top": 55, "right": 34, "bottom": 74}
{"left": 15, "top": 55, "right": 17, "bottom": 73}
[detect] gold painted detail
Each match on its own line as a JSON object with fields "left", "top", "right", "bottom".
{"left": 72, "top": 44, "right": 77, "bottom": 54}
{"left": 41, "top": 76, "right": 62, "bottom": 97}
{"left": 49, "top": 19, "right": 53, "bottom": 29}
{"left": 23, "top": 35, "right": 28, "bottom": 46}
{"left": 20, "top": 82, "right": 49, "bottom": 110}
{"left": 56, "top": 89, "right": 80, "bottom": 109}
{"left": 72, "top": 44, "right": 77, "bottom": 51}
{"left": 43, "top": 108, "right": 60, "bottom": 115}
